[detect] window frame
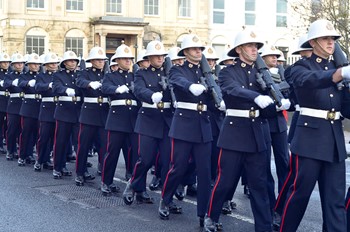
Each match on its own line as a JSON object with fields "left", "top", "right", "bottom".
{"left": 213, "top": 0, "right": 225, "bottom": 24}
{"left": 245, "top": 0, "right": 256, "bottom": 26}
{"left": 66, "top": 0, "right": 84, "bottom": 12}
{"left": 65, "top": 37, "right": 84, "bottom": 57}
{"left": 106, "top": 0, "right": 122, "bottom": 14}
{"left": 26, "top": 0, "right": 45, "bottom": 9}
{"left": 178, "top": 0, "right": 191, "bottom": 18}
{"left": 144, "top": 0, "right": 159, "bottom": 16}
{"left": 25, "top": 35, "right": 45, "bottom": 55}
{"left": 276, "top": 0, "right": 287, "bottom": 27}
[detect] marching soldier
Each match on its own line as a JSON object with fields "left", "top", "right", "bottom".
{"left": 218, "top": 48, "right": 235, "bottom": 66}
{"left": 34, "top": 52, "right": 60, "bottom": 171}
{"left": 135, "top": 49, "right": 150, "bottom": 69}
{"left": 280, "top": 19, "right": 350, "bottom": 232}
{"left": 100, "top": 43, "right": 139, "bottom": 195}
{"left": 159, "top": 34, "right": 224, "bottom": 225}
{"left": 0, "top": 52, "right": 11, "bottom": 155}
{"left": 17, "top": 53, "right": 42, "bottom": 166}
{"left": 52, "top": 51, "right": 82, "bottom": 179}
{"left": 204, "top": 29, "right": 277, "bottom": 232}
{"left": 75, "top": 47, "right": 109, "bottom": 186}
{"left": 123, "top": 40, "right": 173, "bottom": 205}
{"left": 4, "top": 53, "right": 26, "bottom": 160}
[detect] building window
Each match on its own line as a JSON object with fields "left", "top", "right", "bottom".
{"left": 178, "top": 0, "right": 191, "bottom": 17}
{"left": 27, "top": 0, "right": 44, "bottom": 9}
{"left": 245, "top": 0, "right": 256, "bottom": 25}
{"left": 66, "top": 0, "right": 83, "bottom": 11}
{"left": 106, "top": 0, "right": 122, "bottom": 13}
{"left": 276, "top": 0, "right": 287, "bottom": 27}
{"left": 65, "top": 37, "right": 83, "bottom": 57}
{"left": 144, "top": 0, "right": 159, "bottom": 15}
{"left": 26, "top": 36, "right": 45, "bottom": 55}
{"left": 213, "top": 0, "right": 224, "bottom": 24}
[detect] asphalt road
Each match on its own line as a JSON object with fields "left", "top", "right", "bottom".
{"left": 0, "top": 149, "right": 349, "bottom": 232}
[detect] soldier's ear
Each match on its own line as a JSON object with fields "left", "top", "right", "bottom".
{"left": 235, "top": 46, "right": 241, "bottom": 55}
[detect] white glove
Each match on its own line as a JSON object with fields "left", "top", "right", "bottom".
{"left": 89, "top": 81, "right": 102, "bottom": 90}
{"left": 115, "top": 85, "right": 130, "bottom": 94}
{"left": 151, "top": 92, "right": 163, "bottom": 104}
{"left": 0, "top": 80, "right": 4, "bottom": 87}
{"left": 269, "top": 67, "right": 279, "bottom": 75}
{"left": 342, "top": 65, "right": 350, "bottom": 80}
{"left": 218, "top": 100, "right": 226, "bottom": 111}
{"left": 49, "top": 82, "right": 53, "bottom": 89}
{"left": 189, "top": 84, "right": 206, "bottom": 96}
{"left": 28, "top": 79, "right": 36, "bottom": 87}
{"left": 276, "top": 98, "right": 291, "bottom": 111}
{"left": 254, "top": 95, "right": 274, "bottom": 109}
{"left": 65, "top": 88, "right": 75, "bottom": 97}
{"left": 12, "top": 79, "right": 19, "bottom": 86}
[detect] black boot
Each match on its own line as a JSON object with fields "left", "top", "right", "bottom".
{"left": 123, "top": 181, "right": 135, "bottom": 205}
{"left": 158, "top": 199, "right": 169, "bottom": 220}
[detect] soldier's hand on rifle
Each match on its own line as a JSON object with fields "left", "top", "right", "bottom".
{"left": 116, "top": 85, "right": 129, "bottom": 94}
{"left": 49, "top": 82, "right": 53, "bottom": 89}
{"left": 28, "top": 79, "right": 36, "bottom": 87}
{"left": 12, "top": 78, "right": 19, "bottom": 87}
{"left": 65, "top": 88, "right": 75, "bottom": 97}
{"left": 0, "top": 80, "right": 4, "bottom": 87}
{"left": 89, "top": 81, "right": 102, "bottom": 90}
{"left": 151, "top": 92, "right": 163, "bottom": 104}
{"left": 341, "top": 66, "right": 350, "bottom": 81}
{"left": 189, "top": 84, "right": 206, "bottom": 96}
{"left": 218, "top": 100, "right": 226, "bottom": 111}
{"left": 276, "top": 98, "right": 291, "bottom": 111}
{"left": 254, "top": 95, "right": 274, "bottom": 109}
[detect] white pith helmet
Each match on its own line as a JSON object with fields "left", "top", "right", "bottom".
{"left": 260, "top": 45, "right": 281, "bottom": 58}
{"left": 43, "top": 52, "right": 60, "bottom": 65}
{"left": 60, "top": 51, "right": 79, "bottom": 68}
{"left": 178, "top": 34, "right": 205, "bottom": 56}
{"left": 202, "top": 46, "right": 219, "bottom": 60}
{"left": 85, "top": 47, "right": 107, "bottom": 61}
{"left": 302, "top": 19, "right": 341, "bottom": 48}
{"left": 0, "top": 52, "right": 11, "bottom": 62}
{"left": 143, "top": 40, "right": 167, "bottom": 59}
{"left": 228, "top": 29, "right": 264, "bottom": 57}
{"left": 114, "top": 44, "right": 134, "bottom": 59}
{"left": 167, "top": 47, "right": 185, "bottom": 61}
{"left": 136, "top": 49, "right": 147, "bottom": 63}
{"left": 11, "top": 53, "right": 26, "bottom": 64}
{"left": 292, "top": 34, "right": 313, "bottom": 55}
{"left": 277, "top": 50, "right": 286, "bottom": 62}
{"left": 218, "top": 48, "right": 235, "bottom": 65}
{"left": 26, "top": 53, "right": 42, "bottom": 64}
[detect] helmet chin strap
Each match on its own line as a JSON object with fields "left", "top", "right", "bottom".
{"left": 241, "top": 47, "right": 255, "bottom": 64}
{"left": 315, "top": 40, "right": 333, "bottom": 57}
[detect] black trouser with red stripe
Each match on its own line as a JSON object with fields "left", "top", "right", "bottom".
{"left": 162, "top": 139, "right": 211, "bottom": 218}
{"left": 207, "top": 149, "right": 272, "bottom": 231}
{"left": 19, "top": 116, "right": 38, "bottom": 159}
{"left": 36, "top": 121, "right": 55, "bottom": 164}
{"left": 279, "top": 155, "right": 346, "bottom": 232}
{"left": 130, "top": 132, "right": 171, "bottom": 192}
{"left": 102, "top": 130, "right": 137, "bottom": 185}
{"left": 75, "top": 123, "right": 107, "bottom": 176}
{"left": 0, "top": 111, "right": 7, "bottom": 149}
{"left": 6, "top": 113, "right": 21, "bottom": 155}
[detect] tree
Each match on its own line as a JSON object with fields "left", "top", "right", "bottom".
{"left": 290, "top": 0, "right": 350, "bottom": 56}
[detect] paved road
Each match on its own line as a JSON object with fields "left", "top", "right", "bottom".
{"left": 0, "top": 147, "right": 349, "bottom": 232}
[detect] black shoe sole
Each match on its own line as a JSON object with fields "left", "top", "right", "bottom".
{"left": 123, "top": 197, "right": 134, "bottom": 205}
{"left": 53, "top": 175, "right": 62, "bottom": 179}
{"left": 159, "top": 214, "right": 169, "bottom": 220}
{"left": 6, "top": 158, "right": 13, "bottom": 161}
{"left": 102, "top": 191, "right": 111, "bottom": 196}
{"left": 34, "top": 168, "right": 41, "bottom": 172}
{"left": 175, "top": 194, "right": 184, "bottom": 201}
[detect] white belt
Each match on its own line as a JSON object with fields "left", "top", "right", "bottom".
{"left": 24, "top": 94, "right": 41, "bottom": 99}
{"left": 142, "top": 102, "right": 171, "bottom": 109}
{"left": 84, "top": 97, "right": 109, "bottom": 104}
{"left": 10, "top": 93, "right": 22, "bottom": 98}
{"left": 176, "top": 102, "right": 207, "bottom": 111}
{"left": 58, "top": 96, "right": 81, "bottom": 102}
{"left": 295, "top": 104, "right": 300, "bottom": 112}
{"left": 42, "top": 97, "right": 55, "bottom": 102}
{"left": 111, "top": 99, "right": 137, "bottom": 106}
{"left": 226, "top": 109, "right": 260, "bottom": 118}
{"left": 300, "top": 107, "right": 340, "bottom": 120}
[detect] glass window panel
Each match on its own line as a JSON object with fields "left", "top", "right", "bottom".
{"left": 214, "top": 0, "right": 224, "bottom": 9}
{"left": 245, "top": 0, "right": 255, "bottom": 11}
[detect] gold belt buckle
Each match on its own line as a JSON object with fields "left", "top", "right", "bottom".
{"left": 327, "top": 111, "right": 335, "bottom": 120}
{"left": 5, "top": 91, "right": 9, "bottom": 97}
{"left": 197, "top": 103, "right": 204, "bottom": 112}
{"left": 125, "top": 99, "right": 132, "bottom": 106}
{"left": 72, "top": 96, "right": 77, "bottom": 102}
{"left": 35, "top": 94, "right": 41, "bottom": 99}
{"left": 54, "top": 96, "right": 58, "bottom": 102}
{"left": 20, "top": 92, "right": 24, "bottom": 97}
{"left": 249, "top": 110, "right": 256, "bottom": 118}
{"left": 157, "top": 101, "right": 164, "bottom": 109}
{"left": 98, "top": 96, "right": 103, "bottom": 103}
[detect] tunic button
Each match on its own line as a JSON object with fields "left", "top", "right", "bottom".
{"left": 251, "top": 107, "right": 254, "bottom": 110}
{"left": 331, "top": 121, "right": 334, "bottom": 124}
{"left": 249, "top": 83, "right": 252, "bottom": 86}
{"left": 179, "top": 113, "right": 182, "bottom": 116}
{"left": 252, "top": 119, "right": 255, "bottom": 122}
{"left": 304, "top": 122, "right": 308, "bottom": 126}
{"left": 112, "top": 111, "right": 115, "bottom": 113}
{"left": 141, "top": 111, "right": 144, "bottom": 113}
{"left": 330, "top": 94, "right": 333, "bottom": 97}
{"left": 229, "top": 122, "right": 233, "bottom": 124}
{"left": 325, "top": 67, "right": 328, "bottom": 70}
{"left": 248, "top": 71, "right": 251, "bottom": 74}
{"left": 242, "top": 86, "right": 245, "bottom": 88}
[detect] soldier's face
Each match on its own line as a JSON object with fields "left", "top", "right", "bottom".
{"left": 64, "top": 60, "right": 78, "bottom": 70}
{"left": 0, "top": 61, "right": 9, "bottom": 70}
{"left": 184, "top": 48, "right": 202, "bottom": 63}
{"left": 28, "top": 63, "right": 40, "bottom": 72}
{"left": 172, "top": 58, "right": 185, "bottom": 66}
{"left": 300, "top": 50, "right": 312, "bottom": 58}
{"left": 148, "top": 55, "right": 165, "bottom": 68}
{"left": 117, "top": 58, "right": 132, "bottom": 71}
{"left": 110, "top": 64, "right": 118, "bottom": 71}
{"left": 263, "top": 55, "right": 278, "bottom": 68}
{"left": 207, "top": 59, "right": 216, "bottom": 69}
{"left": 236, "top": 43, "right": 258, "bottom": 64}
{"left": 13, "top": 62, "right": 24, "bottom": 72}
{"left": 45, "top": 63, "right": 58, "bottom": 71}
{"left": 90, "top": 59, "right": 105, "bottom": 70}
{"left": 138, "top": 60, "right": 150, "bottom": 69}
{"left": 223, "top": 59, "right": 234, "bottom": 65}
{"left": 310, "top": 36, "right": 335, "bottom": 59}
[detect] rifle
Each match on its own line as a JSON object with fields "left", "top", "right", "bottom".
{"left": 333, "top": 42, "right": 350, "bottom": 90}
{"left": 128, "top": 63, "right": 139, "bottom": 93}
{"left": 214, "top": 64, "right": 221, "bottom": 78}
{"left": 79, "top": 54, "right": 86, "bottom": 70}
{"left": 103, "top": 59, "right": 111, "bottom": 74}
{"left": 255, "top": 54, "right": 284, "bottom": 107}
{"left": 200, "top": 54, "right": 223, "bottom": 107}
{"left": 159, "top": 56, "right": 177, "bottom": 106}
{"left": 276, "top": 64, "right": 290, "bottom": 98}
